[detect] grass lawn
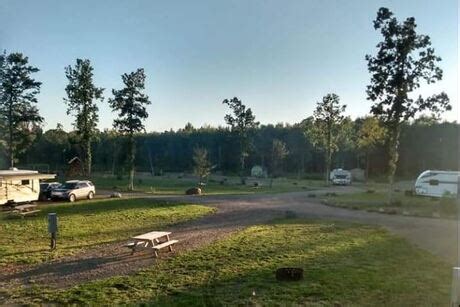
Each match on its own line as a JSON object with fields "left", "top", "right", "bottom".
{"left": 322, "top": 190, "right": 456, "bottom": 218}
{"left": 0, "top": 198, "right": 214, "bottom": 266}
{"left": 10, "top": 219, "right": 450, "bottom": 305}
{"left": 91, "top": 174, "right": 323, "bottom": 195}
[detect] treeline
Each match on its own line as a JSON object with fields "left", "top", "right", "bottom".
{"left": 10, "top": 118, "right": 458, "bottom": 179}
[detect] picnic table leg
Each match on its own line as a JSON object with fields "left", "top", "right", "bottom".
{"left": 131, "top": 241, "right": 137, "bottom": 255}
{"left": 166, "top": 234, "right": 173, "bottom": 252}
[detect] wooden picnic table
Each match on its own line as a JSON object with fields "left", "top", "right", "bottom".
{"left": 15, "top": 204, "right": 38, "bottom": 211}
{"left": 128, "top": 231, "right": 178, "bottom": 257}
{"left": 14, "top": 204, "right": 41, "bottom": 217}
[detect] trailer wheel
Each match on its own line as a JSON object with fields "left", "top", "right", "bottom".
{"left": 69, "top": 194, "right": 76, "bottom": 202}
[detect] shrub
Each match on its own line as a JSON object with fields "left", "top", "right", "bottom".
{"left": 366, "top": 189, "right": 375, "bottom": 194}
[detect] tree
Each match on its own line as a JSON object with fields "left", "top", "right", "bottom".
{"left": 0, "top": 51, "right": 43, "bottom": 167}
{"left": 271, "top": 139, "right": 289, "bottom": 177}
{"left": 29, "top": 124, "right": 70, "bottom": 170}
{"left": 305, "top": 93, "right": 346, "bottom": 184}
{"left": 366, "top": 7, "right": 451, "bottom": 196}
{"left": 64, "top": 59, "right": 104, "bottom": 175}
{"left": 356, "top": 117, "right": 386, "bottom": 179}
{"left": 222, "top": 97, "right": 259, "bottom": 181}
{"left": 109, "top": 68, "right": 150, "bottom": 190}
{"left": 193, "top": 147, "right": 212, "bottom": 184}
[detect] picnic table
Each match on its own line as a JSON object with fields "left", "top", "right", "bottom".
{"left": 126, "top": 231, "right": 178, "bottom": 257}
{"left": 13, "top": 204, "right": 41, "bottom": 217}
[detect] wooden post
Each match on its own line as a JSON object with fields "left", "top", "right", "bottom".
{"left": 48, "top": 213, "right": 58, "bottom": 250}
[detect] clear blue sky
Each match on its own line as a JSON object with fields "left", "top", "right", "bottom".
{"left": 1, "top": 0, "right": 457, "bottom": 132}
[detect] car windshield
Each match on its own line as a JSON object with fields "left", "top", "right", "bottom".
{"left": 62, "top": 182, "right": 78, "bottom": 189}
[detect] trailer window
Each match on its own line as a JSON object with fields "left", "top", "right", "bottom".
{"left": 21, "top": 179, "right": 30, "bottom": 185}
{"left": 429, "top": 179, "right": 439, "bottom": 186}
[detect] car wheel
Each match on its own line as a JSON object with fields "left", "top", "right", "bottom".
{"left": 87, "top": 191, "right": 94, "bottom": 200}
{"left": 69, "top": 194, "right": 76, "bottom": 202}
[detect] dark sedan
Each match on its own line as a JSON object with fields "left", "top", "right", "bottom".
{"left": 39, "top": 182, "right": 61, "bottom": 201}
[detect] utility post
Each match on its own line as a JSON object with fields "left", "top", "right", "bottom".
{"left": 48, "top": 213, "right": 58, "bottom": 250}
{"left": 451, "top": 176, "right": 460, "bottom": 306}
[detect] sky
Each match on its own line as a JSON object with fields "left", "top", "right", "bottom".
{"left": 0, "top": 0, "right": 458, "bottom": 132}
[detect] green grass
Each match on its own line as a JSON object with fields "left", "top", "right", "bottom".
{"left": 323, "top": 190, "right": 456, "bottom": 218}
{"left": 91, "top": 174, "right": 323, "bottom": 195}
{"left": 8, "top": 219, "right": 450, "bottom": 306}
{"left": 0, "top": 198, "right": 214, "bottom": 266}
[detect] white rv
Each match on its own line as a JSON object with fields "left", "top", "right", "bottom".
{"left": 0, "top": 168, "right": 56, "bottom": 205}
{"left": 329, "top": 169, "right": 352, "bottom": 185}
{"left": 414, "top": 170, "right": 459, "bottom": 198}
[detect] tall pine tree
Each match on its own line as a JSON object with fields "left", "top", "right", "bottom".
{"left": 64, "top": 59, "right": 104, "bottom": 176}
{"left": 305, "top": 93, "right": 347, "bottom": 184}
{"left": 222, "top": 97, "right": 259, "bottom": 182}
{"left": 0, "top": 51, "right": 43, "bottom": 167}
{"left": 366, "top": 8, "right": 450, "bottom": 198}
{"left": 109, "top": 68, "right": 151, "bottom": 190}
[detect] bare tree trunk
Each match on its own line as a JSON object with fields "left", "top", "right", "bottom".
{"left": 8, "top": 133, "right": 13, "bottom": 168}
{"left": 387, "top": 123, "right": 401, "bottom": 204}
{"left": 148, "top": 146, "right": 154, "bottom": 176}
{"left": 128, "top": 134, "right": 135, "bottom": 191}
{"left": 325, "top": 151, "right": 331, "bottom": 185}
{"left": 111, "top": 147, "right": 116, "bottom": 176}
{"left": 325, "top": 121, "right": 332, "bottom": 185}
{"left": 365, "top": 151, "right": 370, "bottom": 182}
{"left": 85, "top": 139, "right": 92, "bottom": 176}
{"left": 240, "top": 139, "right": 245, "bottom": 184}
{"left": 8, "top": 102, "right": 14, "bottom": 168}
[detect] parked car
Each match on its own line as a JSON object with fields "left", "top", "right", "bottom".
{"left": 39, "top": 182, "right": 61, "bottom": 201}
{"left": 329, "top": 168, "right": 352, "bottom": 185}
{"left": 51, "top": 180, "right": 96, "bottom": 202}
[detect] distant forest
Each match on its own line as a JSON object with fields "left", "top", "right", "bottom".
{"left": 7, "top": 117, "right": 458, "bottom": 179}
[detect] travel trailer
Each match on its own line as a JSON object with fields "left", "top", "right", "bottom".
{"left": 414, "top": 170, "right": 459, "bottom": 198}
{"left": 329, "top": 169, "right": 352, "bottom": 185}
{"left": 0, "top": 168, "right": 56, "bottom": 205}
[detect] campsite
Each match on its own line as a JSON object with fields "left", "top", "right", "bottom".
{"left": 0, "top": 1, "right": 458, "bottom": 306}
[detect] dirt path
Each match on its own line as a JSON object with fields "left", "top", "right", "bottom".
{"left": 1, "top": 190, "right": 458, "bottom": 292}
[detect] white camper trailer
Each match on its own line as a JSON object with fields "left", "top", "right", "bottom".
{"left": 329, "top": 169, "right": 352, "bottom": 185}
{"left": 0, "top": 168, "right": 56, "bottom": 205}
{"left": 414, "top": 170, "right": 459, "bottom": 198}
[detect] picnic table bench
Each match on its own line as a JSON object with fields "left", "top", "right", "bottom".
{"left": 13, "top": 204, "right": 41, "bottom": 217}
{"left": 125, "top": 231, "right": 178, "bottom": 257}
